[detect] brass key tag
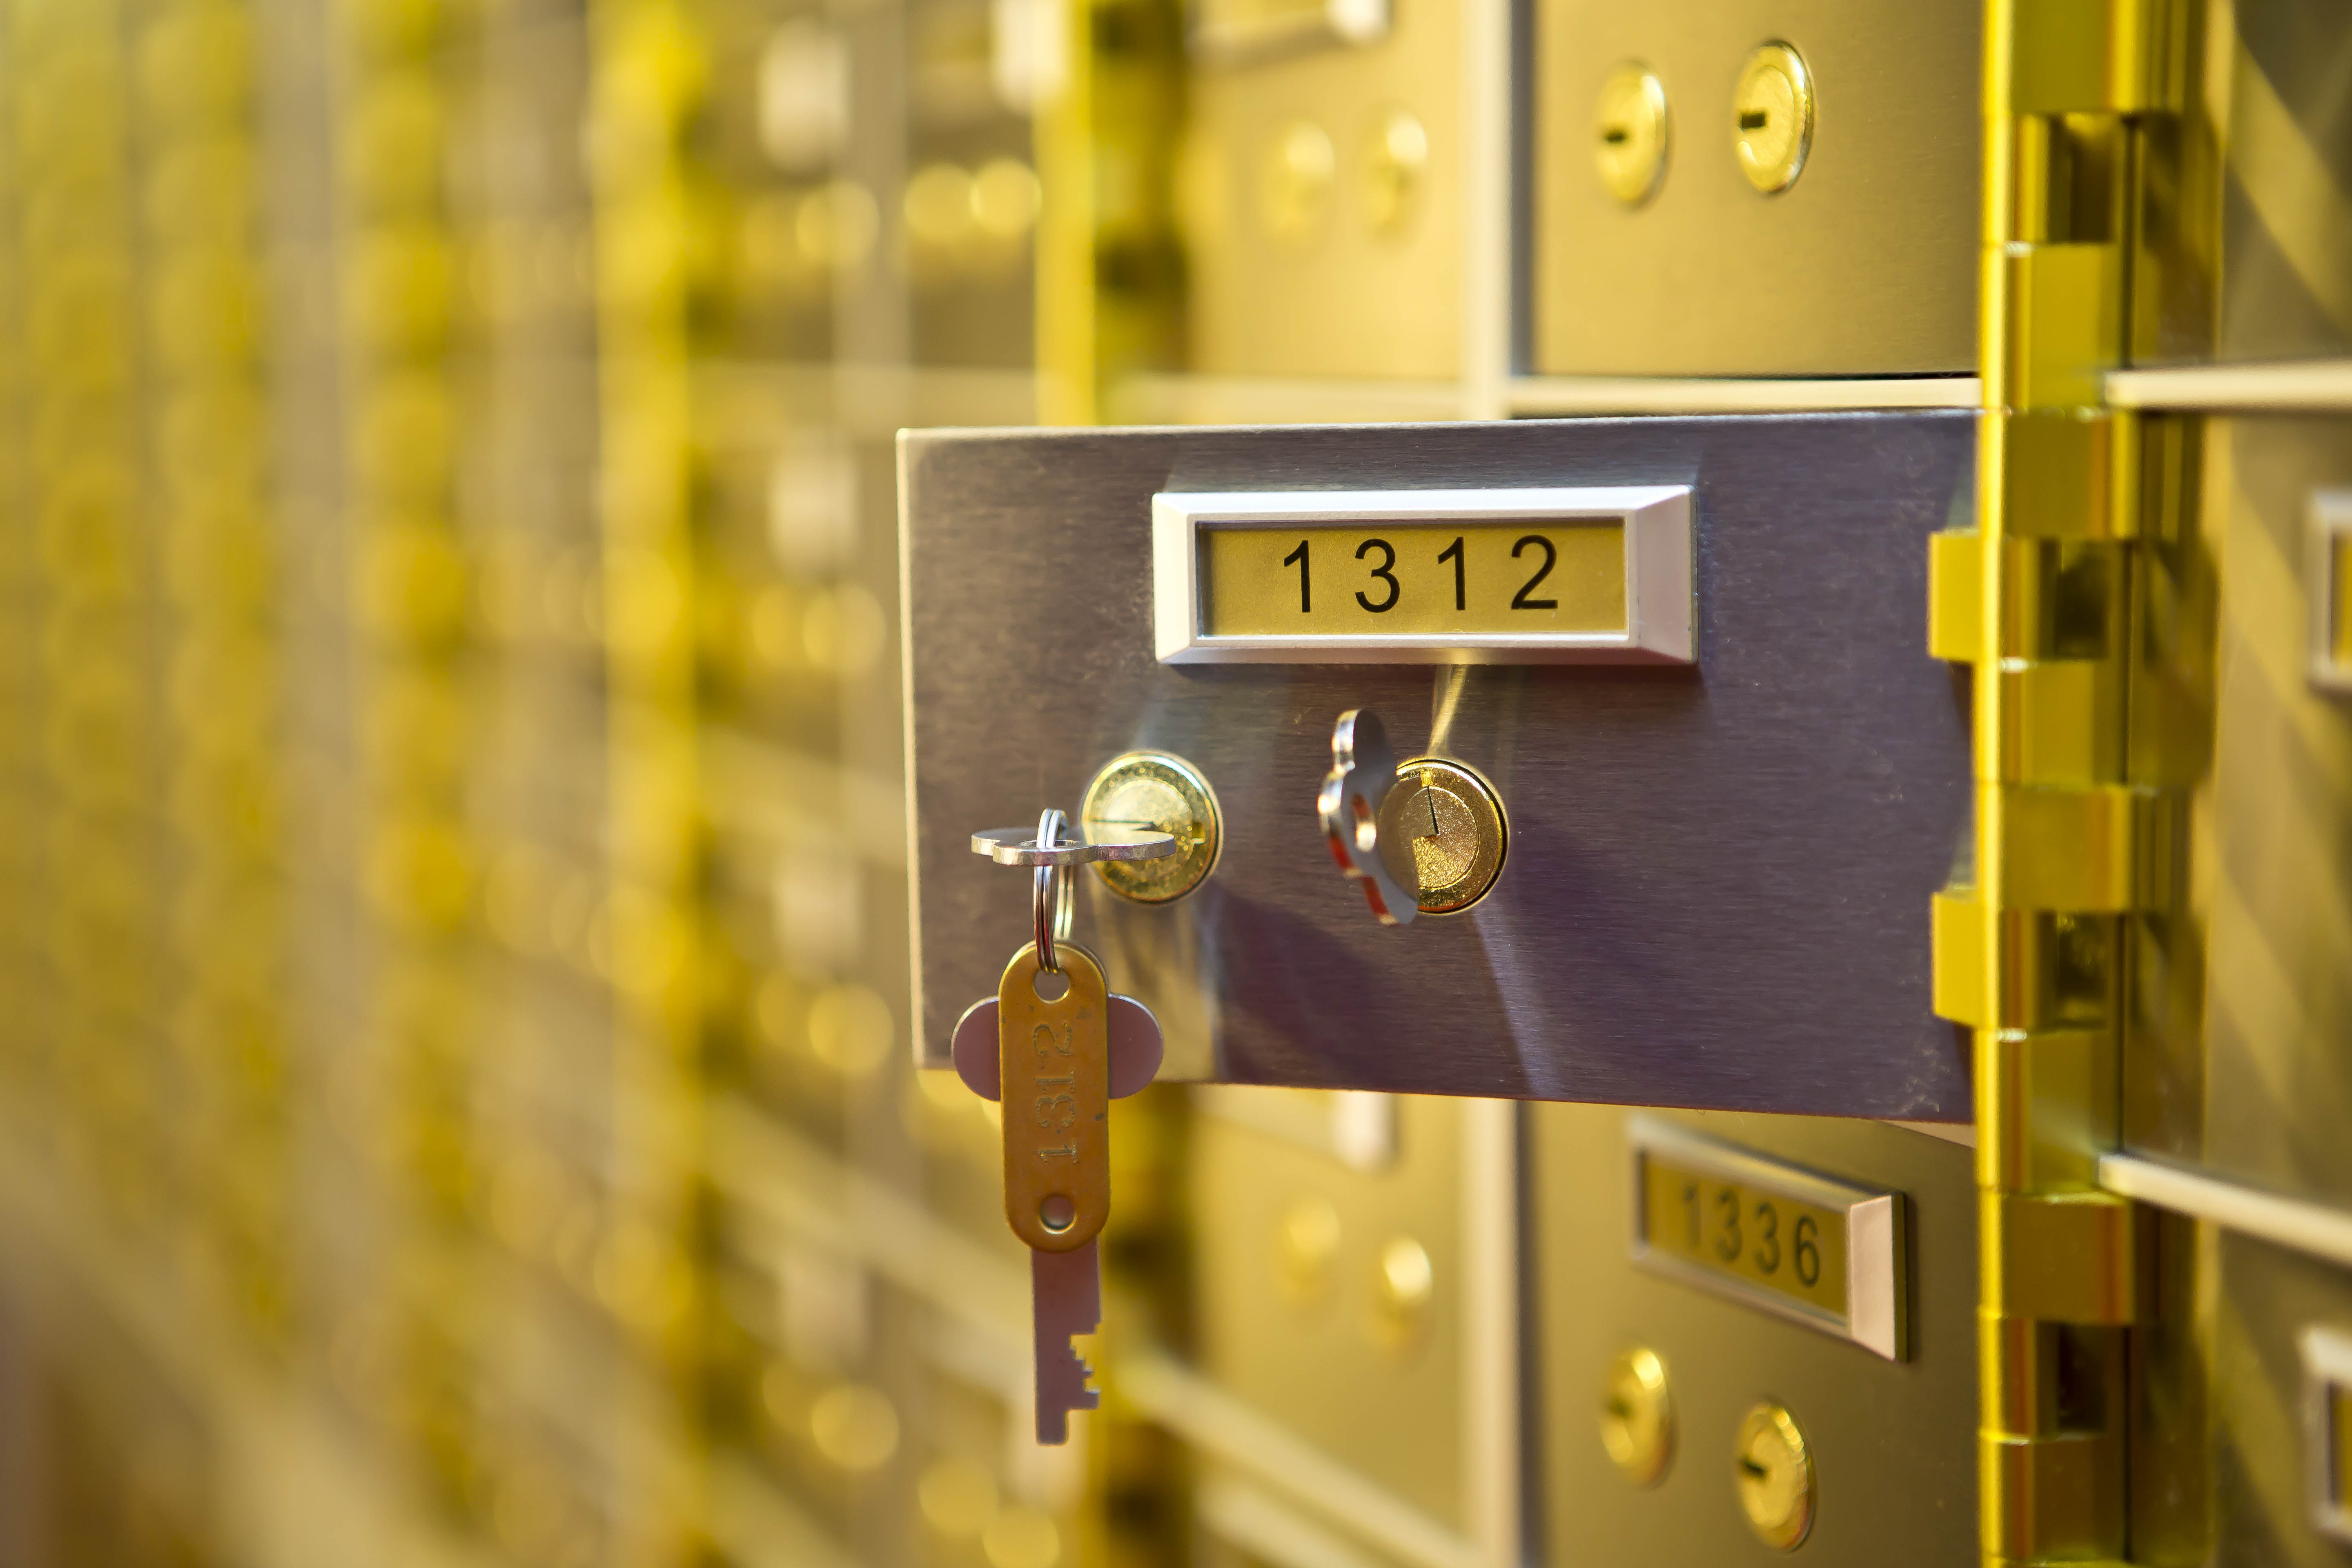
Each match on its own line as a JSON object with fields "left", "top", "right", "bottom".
{"left": 999, "top": 940, "right": 1110, "bottom": 1252}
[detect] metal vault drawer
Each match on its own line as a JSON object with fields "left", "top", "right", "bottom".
{"left": 1530, "top": 1105, "right": 1977, "bottom": 1566}
{"left": 899, "top": 416, "right": 1973, "bottom": 1118}
{"left": 2122, "top": 414, "right": 2352, "bottom": 1206}
{"left": 1176, "top": 0, "right": 1464, "bottom": 381}
{"left": 1532, "top": 0, "right": 1979, "bottom": 376}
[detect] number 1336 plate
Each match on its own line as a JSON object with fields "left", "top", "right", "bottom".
{"left": 1152, "top": 487, "right": 1695, "bottom": 664}
{"left": 1628, "top": 1117, "right": 1909, "bottom": 1361}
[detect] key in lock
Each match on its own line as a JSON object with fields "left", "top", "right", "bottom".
{"left": 1322, "top": 708, "right": 1509, "bottom": 922}
{"left": 959, "top": 809, "right": 1177, "bottom": 1442}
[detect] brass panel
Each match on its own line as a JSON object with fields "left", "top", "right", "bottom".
{"left": 1378, "top": 757, "right": 1507, "bottom": 915}
{"left": 1533, "top": 0, "right": 1979, "bottom": 376}
{"left": 1532, "top": 1104, "right": 1977, "bottom": 1568}
{"left": 1177, "top": 0, "right": 1461, "bottom": 379}
{"left": 2123, "top": 414, "right": 2352, "bottom": 1207}
{"left": 2132, "top": 1219, "right": 2352, "bottom": 1568}
{"left": 1082, "top": 751, "right": 1225, "bottom": 904}
{"left": 2132, "top": 0, "right": 2352, "bottom": 365}
{"left": 1191, "top": 1089, "right": 1465, "bottom": 1528}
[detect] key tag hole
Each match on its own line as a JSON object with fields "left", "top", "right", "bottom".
{"left": 1032, "top": 969, "right": 1071, "bottom": 1002}
{"left": 1038, "top": 1194, "right": 1076, "bottom": 1232}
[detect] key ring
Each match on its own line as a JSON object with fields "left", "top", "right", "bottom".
{"left": 970, "top": 812, "right": 1174, "bottom": 974}
{"left": 1033, "top": 807, "right": 1075, "bottom": 973}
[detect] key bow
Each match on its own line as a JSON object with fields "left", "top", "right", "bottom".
{"left": 1319, "top": 708, "right": 1419, "bottom": 924}
{"left": 971, "top": 825, "right": 1179, "bottom": 865}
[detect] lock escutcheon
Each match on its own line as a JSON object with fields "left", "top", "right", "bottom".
{"left": 1379, "top": 756, "right": 1508, "bottom": 916}
{"left": 1080, "top": 751, "right": 1223, "bottom": 904}
{"left": 1599, "top": 1346, "right": 1675, "bottom": 1486}
{"left": 1731, "top": 43, "right": 1814, "bottom": 194}
{"left": 1734, "top": 1401, "right": 1816, "bottom": 1550}
{"left": 1594, "top": 62, "right": 1670, "bottom": 206}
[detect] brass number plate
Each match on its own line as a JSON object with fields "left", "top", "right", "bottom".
{"left": 1628, "top": 1118, "right": 1907, "bottom": 1360}
{"left": 999, "top": 943, "right": 1111, "bottom": 1252}
{"left": 2300, "top": 1326, "right": 2352, "bottom": 1544}
{"left": 1153, "top": 487, "right": 1694, "bottom": 664}
{"left": 1200, "top": 522, "right": 1628, "bottom": 639}
{"left": 1640, "top": 1151, "right": 1848, "bottom": 1319}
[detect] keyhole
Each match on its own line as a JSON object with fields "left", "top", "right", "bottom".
{"left": 1740, "top": 110, "right": 1768, "bottom": 130}
{"left": 1601, "top": 125, "right": 1629, "bottom": 145}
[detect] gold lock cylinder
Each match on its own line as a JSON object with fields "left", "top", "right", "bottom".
{"left": 1734, "top": 1401, "right": 1816, "bottom": 1550}
{"left": 1278, "top": 1195, "right": 1342, "bottom": 1306}
{"left": 1368, "top": 1233, "right": 1434, "bottom": 1356}
{"left": 1363, "top": 109, "right": 1430, "bottom": 236}
{"left": 1599, "top": 1346, "right": 1675, "bottom": 1485}
{"left": 1260, "top": 120, "right": 1336, "bottom": 245}
{"left": 1593, "top": 63, "right": 1669, "bottom": 207}
{"left": 1080, "top": 752, "right": 1223, "bottom": 904}
{"left": 1731, "top": 44, "right": 1815, "bottom": 194}
{"left": 1375, "top": 757, "right": 1508, "bottom": 915}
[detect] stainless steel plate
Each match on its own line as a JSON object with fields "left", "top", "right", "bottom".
{"left": 899, "top": 416, "right": 1973, "bottom": 1118}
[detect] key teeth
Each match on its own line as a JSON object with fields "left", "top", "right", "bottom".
{"left": 1032, "top": 1240, "right": 1103, "bottom": 1447}
{"left": 1034, "top": 1343, "right": 1100, "bottom": 1446}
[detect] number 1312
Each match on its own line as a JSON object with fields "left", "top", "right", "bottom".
{"left": 1279, "top": 534, "right": 1560, "bottom": 615}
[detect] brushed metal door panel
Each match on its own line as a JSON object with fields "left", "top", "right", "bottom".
{"left": 900, "top": 416, "right": 1973, "bottom": 1118}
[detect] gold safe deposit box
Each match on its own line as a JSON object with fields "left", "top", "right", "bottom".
{"left": 0, "top": 0, "right": 2342, "bottom": 1567}
{"left": 896, "top": 1, "right": 2352, "bottom": 1566}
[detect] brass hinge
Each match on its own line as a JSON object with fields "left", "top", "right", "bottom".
{"left": 1958, "top": 0, "right": 2189, "bottom": 1557}
{"left": 1989, "top": 1192, "right": 2140, "bottom": 1323}
{"left": 2006, "top": 0, "right": 2187, "bottom": 118}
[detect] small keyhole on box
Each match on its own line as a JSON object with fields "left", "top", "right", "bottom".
{"left": 1740, "top": 111, "right": 1768, "bottom": 129}
{"left": 1602, "top": 126, "right": 1628, "bottom": 144}
{"left": 1039, "top": 1194, "right": 1076, "bottom": 1232}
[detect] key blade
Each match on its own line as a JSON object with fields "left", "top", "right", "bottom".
{"left": 1032, "top": 1240, "right": 1102, "bottom": 1445}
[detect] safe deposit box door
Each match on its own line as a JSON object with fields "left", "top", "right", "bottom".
{"left": 900, "top": 416, "right": 1972, "bottom": 1120}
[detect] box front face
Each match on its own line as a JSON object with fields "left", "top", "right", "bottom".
{"left": 1533, "top": 0, "right": 1980, "bottom": 377}
{"left": 1177, "top": 0, "right": 1463, "bottom": 382}
{"left": 901, "top": 417, "right": 1975, "bottom": 1118}
{"left": 1532, "top": 1105, "right": 1978, "bottom": 1568}
{"left": 2132, "top": 0, "right": 2352, "bottom": 366}
{"left": 1190, "top": 1089, "right": 1468, "bottom": 1529}
{"left": 2123, "top": 414, "right": 2352, "bottom": 1206}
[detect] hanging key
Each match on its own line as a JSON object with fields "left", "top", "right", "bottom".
{"left": 959, "top": 808, "right": 1175, "bottom": 1443}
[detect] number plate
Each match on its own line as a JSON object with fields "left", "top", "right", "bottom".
{"left": 1152, "top": 488, "right": 1694, "bottom": 664}
{"left": 1628, "top": 1117, "right": 1907, "bottom": 1360}
{"left": 2301, "top": 1327, "right": 2352, "bottom": 1544}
